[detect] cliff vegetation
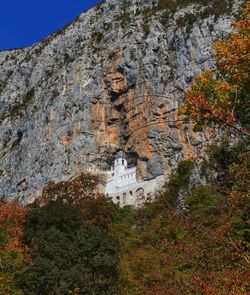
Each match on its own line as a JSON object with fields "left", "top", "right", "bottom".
{"left": 0, "top": 1, "right": 249, "bottom": 294}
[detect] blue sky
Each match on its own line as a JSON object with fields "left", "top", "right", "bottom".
{"left": 0, "top": 0, "right": 100, "bottom": 51}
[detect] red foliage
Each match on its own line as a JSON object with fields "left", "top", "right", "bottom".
{"left": 0, "top": 202, "right": 27, "bottom": 252}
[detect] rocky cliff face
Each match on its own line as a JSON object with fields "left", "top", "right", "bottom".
{"left": 0, "top": 0, "right": 243, "bottom": 201}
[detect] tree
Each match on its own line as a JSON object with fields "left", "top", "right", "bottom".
{"left": 41, "top": 173, "right": 101, "bottom": 206}
{"left": 178, "top": 5, "right": 250, "bottom": 291}
{"left": 0, "top": 201, "right": 29, "bottom": 295}
{"left": 182, "top": 1, "right": 250, "bottom": 136}
{"left": 20, "top": 176, "right": 120, "bottom": 295}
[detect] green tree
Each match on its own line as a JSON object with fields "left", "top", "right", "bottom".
{"left": 21, "top": 200, "right": 119, "bottom": 294}
{"left": 20, "top": 175, "right": 120, "bottom": 295}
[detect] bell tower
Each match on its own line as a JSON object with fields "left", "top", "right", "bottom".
{"left": 114, "top": 151, "right": 127, "bottom": 175}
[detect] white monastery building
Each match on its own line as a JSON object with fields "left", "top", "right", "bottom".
{"left": 105, "top": 152, "right": 164, "bottom": 207}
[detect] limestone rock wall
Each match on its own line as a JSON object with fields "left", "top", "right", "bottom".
{"left": 0, "top": 0, "right": 244, "bottom": 201}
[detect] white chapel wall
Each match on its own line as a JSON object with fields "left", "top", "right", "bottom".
{"left": 104, "top": 153, "right": 164, "bottom": 207}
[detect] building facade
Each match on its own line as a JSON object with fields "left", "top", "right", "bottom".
{"left": 105, "top": 152, "right": 164, "bottom": 207}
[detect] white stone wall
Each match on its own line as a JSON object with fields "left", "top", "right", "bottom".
{"left": 105, "top": 156, "right": 137, "bottom": 196}
{"left": 107, "top": 175, "right": 164, "bottom": 207}
{"left": 104, "top": 154, "right": 164, "bottom": 207}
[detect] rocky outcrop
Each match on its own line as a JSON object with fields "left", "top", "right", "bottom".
{"left": 0, "top": 0, "right": 244, "bottom": 201}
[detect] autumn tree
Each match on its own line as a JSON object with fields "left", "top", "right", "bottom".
{"left": 0, "top": 201, "right": 29, "bottom": 295}
{"left": 41, "top": 173, "right": 102, "bottom": 205}
{"left": 182, "top": 0, "right": 250, "bottom": 136}
{"left": 178, "top": 4, "right": 250, "bottom": 290}
{"left": 117, "top": 157, "right": 249, "bottom": 294}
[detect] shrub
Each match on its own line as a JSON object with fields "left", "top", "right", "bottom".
{"left": 162, "top": 160, "right": 194, "bottom": 207}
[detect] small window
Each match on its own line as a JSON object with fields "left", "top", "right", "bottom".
{"left": 122, "top": 160, "right": 124, "bottom": 165}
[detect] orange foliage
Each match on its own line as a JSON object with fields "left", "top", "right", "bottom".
{"left": 0, "top": 203, "right": 27, "bottom": 251}
{"left": 182, "top": 1, "right": 250, "bottom": 136}
{"left": 214, "top": 3, "right": 250, "bottom": 87}
{"left": 0, "top": 202, "right": 30, "bottom": 294}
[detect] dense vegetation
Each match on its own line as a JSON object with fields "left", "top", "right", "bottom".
{"left": 0, "top": 1, "right": 249, "bottom": 294}
{"left": 0, "top": 145, "right": 249, "bottom": 294}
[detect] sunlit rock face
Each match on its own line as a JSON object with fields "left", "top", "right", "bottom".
{"left": 0, "top": 0, "right": 243, "bottom": 201}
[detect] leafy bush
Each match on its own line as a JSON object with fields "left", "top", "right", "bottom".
{"left": 162, "top": 160, "right": 194, "bottom": 207}
{"left": 20, "top": 197, "right": 120, "bottom": 294}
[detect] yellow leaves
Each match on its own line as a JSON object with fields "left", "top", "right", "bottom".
{"left": 183, "top": 70, "right": 237, "bottom": 128}
{"left": 213, "top": 2, "right": 250, "bottom": 89}
{"left": 215, "top": 80, "right": 230, "bottom": 93}
{"left": 182, "top": 1, "right": 250, "bottom": 132}
{"left": 195, "top": 70, "right": 214, "bottom": 84}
